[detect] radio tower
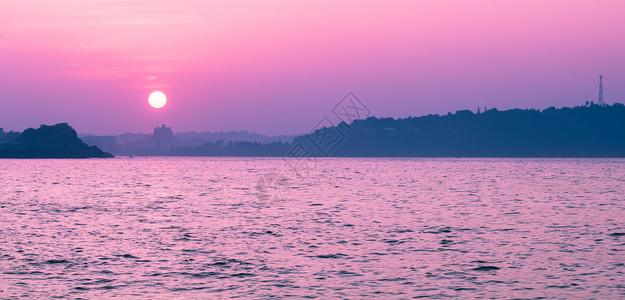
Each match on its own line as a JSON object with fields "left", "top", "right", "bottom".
{"left": 598, "top": 75, "right": 604, "bottom": 105}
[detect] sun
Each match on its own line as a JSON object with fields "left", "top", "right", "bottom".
{"left": 148, "top": 91, "right": 167, "bottom": 109}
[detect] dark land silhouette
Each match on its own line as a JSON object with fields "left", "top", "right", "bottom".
{"left": 324, "top": 103, "right": 625, "bottom": 157}
{"left": 0, "top": 123, "right": 113, "bottom": 158}
{"left": 4, "top": 103, "right": 624, "bottom": 158}
{"left": 166, "top": 103, "right": 625, "bottom": 157}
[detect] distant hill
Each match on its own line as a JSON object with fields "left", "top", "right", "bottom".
{"left": 175, "top": 131, "right": 296, "bottom": 145}
{"left": 0, "top": 123, "right": 113, "bottom": 158}
{"left": 80, "top": 130, "right": 298, "bottom": 156}
{"left": 171, "top": 103, "right": 625, "bottom": 157}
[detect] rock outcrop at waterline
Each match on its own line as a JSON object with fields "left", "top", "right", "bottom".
{"left": 0, "top": 123, "right": 113, "bottom": 158}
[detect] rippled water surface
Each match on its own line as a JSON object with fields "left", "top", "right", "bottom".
{"left": 1, "top": 158, "right": 624, "bottom": 299}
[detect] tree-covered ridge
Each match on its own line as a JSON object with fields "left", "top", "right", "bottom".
{"left": 175, "top": 103, "right": 625, "bottom": 157}
{"left": 328, "top": 103, "right": 625, "bottom": 157}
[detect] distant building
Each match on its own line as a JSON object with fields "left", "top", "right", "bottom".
{"left": 153, "top": 124, "right": 174, "bottom": 151}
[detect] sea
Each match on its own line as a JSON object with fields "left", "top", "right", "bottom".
{"left": 0, "top": 158, "right": 624, "bottom": 299}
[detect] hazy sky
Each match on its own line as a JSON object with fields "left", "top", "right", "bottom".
{"left": 1, "top": 0, "right": 624, "bottom": 135}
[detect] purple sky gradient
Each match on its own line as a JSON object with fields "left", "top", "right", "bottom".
{"left": 1, "top": 0, "right": 624, "bottom": 135}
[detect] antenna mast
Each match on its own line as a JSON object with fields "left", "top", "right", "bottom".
{"left": 598, "top": 75, "right": 604, "bottom": 105}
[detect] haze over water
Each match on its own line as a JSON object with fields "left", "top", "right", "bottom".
{"left": 1, "top": 158, "right": 624, "bottom": 298}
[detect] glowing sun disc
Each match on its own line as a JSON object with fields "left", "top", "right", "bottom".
{"left": 148, "top": 91, "right": 167, "bottom": 108}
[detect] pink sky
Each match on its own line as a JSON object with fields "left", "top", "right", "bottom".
{"left": 1, "top": 0, "right": 624, "bottom": 135}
